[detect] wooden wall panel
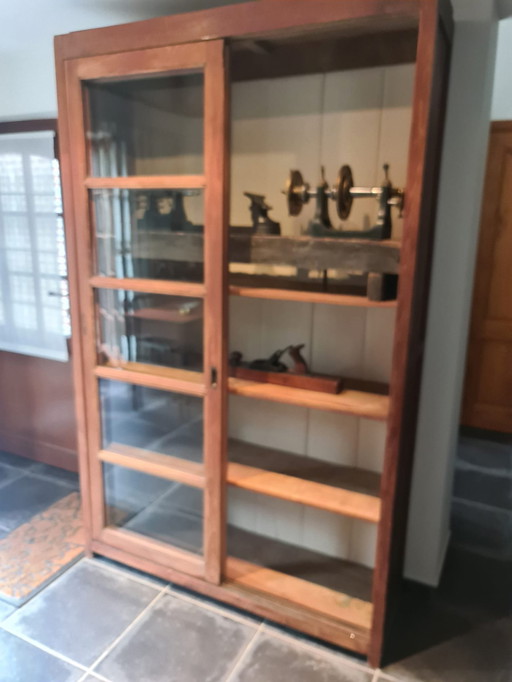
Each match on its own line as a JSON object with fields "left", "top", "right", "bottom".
{"left": 0, "top": 351, "right": 77, "bottom": 471}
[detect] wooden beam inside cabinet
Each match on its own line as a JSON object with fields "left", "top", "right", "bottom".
{"left": 132, "top": 232, "right": 401, "bottom": 273}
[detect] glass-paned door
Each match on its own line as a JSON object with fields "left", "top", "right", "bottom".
{"left": 63, "top": 41, "right": 228, "bottom": 583}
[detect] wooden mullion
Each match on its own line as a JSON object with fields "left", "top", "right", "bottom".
{"left": 85, "top": 175, "right": 206, "bottom": 190}
{"left": 99, "top": 446, "right": 205, "bottom": 488}
{"left": 64, "top": 58, "right": 107, "bottom": 541}
{"left": 203, "top": 40, "right": 229, "bottom": 586}
{"left": 55, "top": 51, "right": 95, "bottom": 552}
{"left": 94, "top": 364, "right": 206, "bottom": 396}
{"left": 99, "top": 527, "right": 204, "bottom": 578}
{"left": 89, "top": 276, "right": 205, "bottom": 298}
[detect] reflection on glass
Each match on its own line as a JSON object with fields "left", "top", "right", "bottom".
{"left": 92, "top": 188, "right": 204, "bottom": 281}
{"left": 99, "top": 379, "right": 203, "bottom": 464}
{"left": 97, "top": 289, "right": 203, "bottom": 372}
{"left": 104, "top": 465, "right": 203, "bottom": 555}
{"left": 86, "top": 73, "right": 204, "bottom": 177}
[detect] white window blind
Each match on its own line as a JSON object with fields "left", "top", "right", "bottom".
{"left": 0, "top": 131, "right": 70, "bottom": 361}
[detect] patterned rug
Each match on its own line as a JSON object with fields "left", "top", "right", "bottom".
{"left": 0, "top": 492, "right": 84, "bottom": 605}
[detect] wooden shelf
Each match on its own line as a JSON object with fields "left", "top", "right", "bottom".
{"left": 228, "top": 439, "right": 381, "bottom": 523}
{"left": 225, "top": 526, "right": 373, "bottom": 631}
{"left": 229, "top": 285, "right": 397, "bottom": 308}
{"left": 228, "top": 378, "right": 389, "bottom": 421}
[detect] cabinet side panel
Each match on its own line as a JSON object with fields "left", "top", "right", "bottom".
{"left": 369, "top": 1, "right": 452, "bottom": 668}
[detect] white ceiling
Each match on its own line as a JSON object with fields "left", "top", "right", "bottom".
{"left": 0, "top": 0, "right": 511, "bottom": 55}
{"left": 0, "top": 0, "right": 246, "bottom": 53}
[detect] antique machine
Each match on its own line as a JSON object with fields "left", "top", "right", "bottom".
{"left": 283, "top": 163, "right": 404, "bottom": 239}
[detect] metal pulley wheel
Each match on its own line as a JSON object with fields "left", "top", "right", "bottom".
{"left": 284, "top": 169, "right": 309, "bottom": 216}
{"left": 333, "top": 164, "right": 354, "bottom": 220}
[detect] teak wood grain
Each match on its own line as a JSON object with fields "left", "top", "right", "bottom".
{"left": 229, "top": 377, "right": 390, "bottom": 421}
{"left": 99, "top": 445, "right": 205, "bottom": 489}
{"left": 227, "top": 462, "right": 381, "bottom": 522}
{"left": 85, "top": 175, "right": 206, "bottom": 190}
{"left": 229, "top": 285, "right": 398, "bottom": 307}
{"left": 226, "top": 557, "right": 373, "bottom": 631}
{"left": 369, "top": 0, "right": 452, "bottom": 666}
{"left": 89, "top": 276, "right": 205, "bottom": 298}
{"left": 94, "top": 364, "right": 206, "bottom": 396}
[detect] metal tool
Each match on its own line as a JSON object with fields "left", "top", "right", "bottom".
{"left": 283, "top": 163, "right": 404, "bottom": 239}
{"left": 244, "top": 192, "right": 281, "bottom": 235}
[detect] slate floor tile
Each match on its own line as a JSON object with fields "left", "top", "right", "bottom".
{"left": 0, "top": 451, "right": 35, "bottom": 470}
{"left": 0, "top": 599, "right": 16, "bottom": 621}
{"left": 0, "top": 630, "right": 83, "bottom": 682}
{"left": 30, "top": 463, "right": 79, "bottom": 487}
{"left": 95, "top": 592, "right": 256, "bottom": 682}
{"left": 383, "top": 617, "right": 512, "bottom": 682}
{"left": 0, "top": 463, "right": 24, "bottom": 489}
{"left": 3, "top": 560, "right": 159, "bottom": 667}
{"left": 0, "top": 474, "right": 72, "bottom": 531}
{"left": 231, "top": 631, "right": 373, "bottom": 682}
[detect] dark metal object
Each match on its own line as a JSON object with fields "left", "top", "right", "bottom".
{"left": 244, "top": 192, "right": 281, "bottom": 235}
{"left": 249, "top": 348, "right": 289, "bottom": 372}
{"left": 283, "top": 163, "right": 405, "bottom": 240}
{"left": 288, "top": 344, "right": 309, "bottom": 374}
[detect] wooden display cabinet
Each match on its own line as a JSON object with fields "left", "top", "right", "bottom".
{"left": 55, "top": 0, "right": 452, "bottom": 666}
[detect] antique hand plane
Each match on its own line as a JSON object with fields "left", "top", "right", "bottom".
{"left": 229, "top": 345, "right": 343, "bottom": 394}
{"left": 283, "top": 163, "right": 404, "bottom": 240}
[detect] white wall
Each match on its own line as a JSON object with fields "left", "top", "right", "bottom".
{"left": 404, "top": 11, "right": 499, "bottom": 585}
{"left": 491, "top": 17, "right": 512, "bottom": 119}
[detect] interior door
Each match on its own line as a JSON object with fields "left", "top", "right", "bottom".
{"left": 462, "top": 121, "right": 512, "bottom": 433}
{"left": 63, "top": 41, "right": 228, "bottom": 582}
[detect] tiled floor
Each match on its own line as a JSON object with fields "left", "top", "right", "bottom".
{"left": 0, "top": 556, "right": 510, "bottom": 682}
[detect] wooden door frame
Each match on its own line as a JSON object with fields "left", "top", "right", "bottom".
{"left": 461, "top": 120, "right": 512, "bottom": 431}
{"left": 57, "top": 40, "right": 229, "bottom": 583}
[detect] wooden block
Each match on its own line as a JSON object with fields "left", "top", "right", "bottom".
{"left": 229, "top": 365, "right": 343, "bottom": 394}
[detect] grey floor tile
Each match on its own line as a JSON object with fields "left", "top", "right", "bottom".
{"left": 0, "top": 600, "right": 16, "bottom": 621}
{"left": 0, "top": 463, "right": 24, "bottom": 489}
{"left": 0, "top": 474, "right": 73, "bottom": 531}
{"left": 0, "top": 630, "right": 83, "bottom": 682}
{"left": 93, "top": 556, "right": 168, "bottom": 588}
{"left": 0, "top": 451, "right": 35, "bottom": 470}
{"left": 3, "top": 560, "right": 159, "bottom": 667}
{"left": 30, "top": 463, "right": 79, "bottom": 487}
{"left": 231, "top": 631, "right": 373, "bottom": 682}
{"left": 383, "top": 617, "right": 512, "bottom": 682}
{"left": 95, "top": 592, "right": 256, "bottom": 682}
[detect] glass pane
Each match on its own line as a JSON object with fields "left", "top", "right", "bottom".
{"left": 97, "top": 289, "right": 203, "bottom": 373}
{"left": 99, "top": 379, "right": 203, "bottom": 464}
{"left": 92, "top": 188, "right": 203, "bottom": 282}
{"left": 104, "top": 464, "right": 203, "bottom": 555}
{"left": 86, "top": 73, "right": 204, "bottom": 177}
